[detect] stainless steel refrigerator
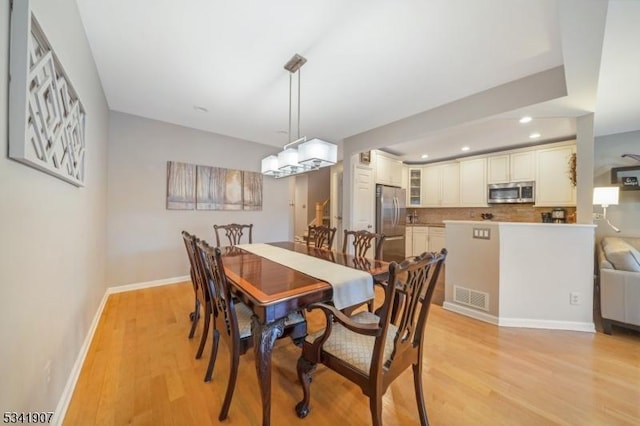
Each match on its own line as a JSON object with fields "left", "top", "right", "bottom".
{"left": 375, "top": 184, "right": 406, "bottom": 262}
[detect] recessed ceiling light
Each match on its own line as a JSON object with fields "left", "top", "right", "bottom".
{"left": 421, "top": 154, "right": 429, "bottom": 159}
{"left": 461, "top": 146, "right": 470, "bottom": 152}
{"left": 529, "top": 132, "right": 541, "bottom": 139}
{"left": 519, "top": 116, "right": 532, "bottom": 124}
{"left": 193, "top": 105, "right": 208, "bottom": 113}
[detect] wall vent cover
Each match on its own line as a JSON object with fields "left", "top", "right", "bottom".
{"left": 453, "top": 286, "right": 489, "bottom": 311}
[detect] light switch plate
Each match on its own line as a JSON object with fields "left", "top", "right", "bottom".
{"left": 473, "top": 228, "right": 491, "bottom": 240}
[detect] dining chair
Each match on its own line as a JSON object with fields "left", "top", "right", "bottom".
{"left": 306, "top": 225, "right": 337, "bottom": 249}
{"left": 213, "top": 223, "right": 253, "bottom": 247}
{"left": 181, "top": 231, "right": 212, "bottom": 361}
{"left": 195, "top": 239, "right": 307, "bottom": 421}
{"left": 341, "top": 229, "right": 386, "bottom": 313}
{"left": 342, "top": 229, "right": 385, "bottom": 259}
{"left": 295, "top": 249, "right": 447, "bottom": 426}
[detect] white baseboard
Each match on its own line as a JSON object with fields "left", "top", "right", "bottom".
{"left": 108, "top": 275, "right": 190, "bottom": 294}
{"left": 443, "top": 301, "right": 595, "bottom": 333}
{"left": 53, "top": 275, "right": 190, "bottom": 425}
{"left": 443, "top": 302, "right": 499, "bottom": 325}
{"left": 498, "top": 317, "right": 595, "bottom": 333}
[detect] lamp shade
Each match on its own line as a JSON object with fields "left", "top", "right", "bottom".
{"left": 277, "top": 148, "right": 301, "bottom": 172}
{"left": 261, "top": 155, "right": 279, "bottom": 176}
{"left": 298, "top": 138, "right": 337, "bottom": 168}
{"left": 593, "top": 186, "right": 619, "bottom": 206}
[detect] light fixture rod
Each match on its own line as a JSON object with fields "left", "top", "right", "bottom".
{"left": 297, "top": 67, "right": 301, "bottom": 140}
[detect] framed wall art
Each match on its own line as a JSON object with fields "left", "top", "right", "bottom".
{"left": 9, "top": 0, "right": 87, "bottom": 187}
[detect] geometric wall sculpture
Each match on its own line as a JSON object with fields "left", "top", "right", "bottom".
{"left": 166, "top": 161, "right": 262, "bottom": 211}
{"left": 9, "top": 0, "right": 86, "bottom": 187}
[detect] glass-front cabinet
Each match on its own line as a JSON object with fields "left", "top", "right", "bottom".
{"left": 408, "top": 168, "right": 422, "bottom": 206}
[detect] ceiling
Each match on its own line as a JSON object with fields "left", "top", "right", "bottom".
{"left": 75, "top": 0, "right": 640, "bottom": 163}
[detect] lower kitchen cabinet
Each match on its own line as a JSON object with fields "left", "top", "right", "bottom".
{"left": 406, "top": 226, "right": 446, "bottom": 257}
{"left": 428, "top": 227, "right": 446, "bottom": 252}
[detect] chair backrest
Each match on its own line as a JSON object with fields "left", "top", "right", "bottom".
{"left": 196, "top": 238, "right": 240, "bottom": 339}
{"left": 342, "top": 229, "right": 386, "bottom": 259}
{"left": 307, "top": 225, "right": 337, "bottom": 249}
{"left": 373, "top": 249, "right": 447, "bottom": 376}
{"left": 214, "top": 223, "right": 253, "bottom": 247}
{"left": 182, "top": 230, "right": 208, "bottom": 303}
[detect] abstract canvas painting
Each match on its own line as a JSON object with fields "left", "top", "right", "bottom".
{"left": 166, "top": 161, "right": 196, "bottom": 210}
{"left": 167, "top": 161, "right": 262, "bottom": 211}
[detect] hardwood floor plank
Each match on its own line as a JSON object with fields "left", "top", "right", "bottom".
{"left": 64, "top": 282, "right": 640, "bottom": 426}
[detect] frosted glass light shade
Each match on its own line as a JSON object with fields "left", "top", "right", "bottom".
{"left": 593, "top": 187, "right": 619, "bottom": 206}
{"left": 277, "top": 148, "right": 301, "bottom": 172}
{"left": 298, "top": 138, "right": 337, "bottom": 168}
{"left": 261, "top": 155, "right": 279, "bottom": 176}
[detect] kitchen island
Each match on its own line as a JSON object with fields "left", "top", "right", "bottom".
{"left": 443, "top": 220, "right": 597, "bottom": 332}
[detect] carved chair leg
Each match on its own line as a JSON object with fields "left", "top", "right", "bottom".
{"left": 219, "top": 348, "right": 240, "bottom": 421}
{"left": 370, "top": 394, "right": 383, "bottom": 426}
{"left": 188, "top": 300, "right": 200, "bottom": 339}
{"left": 295, "top": 356, "right": 316, "bottom": 418}
{"left": 367, "top": 299, "right": 375, "bottom": 313}
{"left": 196, "top": 303, "right": 211, "bottom": 359}
{"left": 204, "top": 329, "right": 220, "bottom": 382}
{"left": 413, "top": 362, "right": 429, "bottom": 426}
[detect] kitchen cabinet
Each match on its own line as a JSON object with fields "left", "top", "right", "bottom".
{"left": 535, "top": 144, "right": 576, "bottom": 207}
{"left": 422, "top": 163, "right": 459, "bottom": 207}
{"left": 406, "top": 226, "right": 445, "bottom": 256}
{"left": 487, "top": 151, "right": 535, "bottom": 183}
{"left": 407, "top": 168, "right": 422, "bottom": 206}
{"left": 412, "top": 226, "right": 429, "bottom": 256}
{"left": 428, "top": 227, "right": 446, "bottom": 252}
{"left": 459, "top": 157, "right": 487, "bottom": 207}
{"left": 375, "top": 152, "right": 404, "bottom": 187}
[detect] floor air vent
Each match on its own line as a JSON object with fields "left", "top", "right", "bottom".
{"left": 453, "top": 286, "right": 489, "bottom": 311}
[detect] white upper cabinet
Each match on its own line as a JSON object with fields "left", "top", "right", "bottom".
{"left": 487, "top": 151, "right": 535, "bottom": 183}
{"left": 407, "top": 168, "right": 422, "bottom": 206}
{"left": 459, "top": 157, "right": 487, "bottom": 207}
{"left": 422, "top": 162, "right": 459, "bottom": 207}
{"left": 535, "top": 144, "right": 576, "bottom": 207}
{"left": 374, "top": 151, "right": 404, "bottom": 187}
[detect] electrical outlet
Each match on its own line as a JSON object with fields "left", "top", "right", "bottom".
{"left": 593, "top": 212, "right": 604, "bottom": 220}
{"left": 44, "top": 360, "right": 51, "bottom": 385}
{"left": 570, "top": 292, "right": 581, "bottom": 305}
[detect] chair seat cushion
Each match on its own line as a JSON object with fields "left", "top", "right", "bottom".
{"left": 235, "top": 302, "right": 305, "bottom": 338}
{"left": 305, "top": 311, "right": 398, "bottom": 374}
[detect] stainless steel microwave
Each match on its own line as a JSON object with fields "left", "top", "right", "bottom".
{"left": 487, "top": 181, "right": 535, "bottom": 204}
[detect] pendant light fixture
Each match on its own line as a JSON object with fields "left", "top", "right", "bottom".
{"left": 261, "top": 54, "right": 337, "bottom": 178}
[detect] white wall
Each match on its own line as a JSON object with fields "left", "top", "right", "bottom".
{"left": 107, "top": 112, "right": 292, "bottom": 286}
{"left": 0, "top": 0, "right": 109, "bottom": 415}
{"left": 594, "top": 130, "right": 640, "bottom": 239}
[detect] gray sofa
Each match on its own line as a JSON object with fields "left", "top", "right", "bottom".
{"left": 598, "top": 236, "right": 640, "bottom": 334}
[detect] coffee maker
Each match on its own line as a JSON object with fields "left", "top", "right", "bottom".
{"left": 551, "top": 208, "right": 566, "bottom": 223}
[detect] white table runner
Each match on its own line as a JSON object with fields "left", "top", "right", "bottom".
{"left": 235, "top": 243, "right": 374, "bottom": 310}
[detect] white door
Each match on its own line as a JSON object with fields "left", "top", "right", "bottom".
{"left": 294, "top": 174, "right": 309, "bottom": 239}
{"left": 352, "top": 164, "right": 375, "bottom": 233}
{"left": 330, "top": 163, "right": 344, "bottom": 249}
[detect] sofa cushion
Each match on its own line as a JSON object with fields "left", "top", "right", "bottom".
{"left": 602, "top": 237, "right": 640, "bottom": 272}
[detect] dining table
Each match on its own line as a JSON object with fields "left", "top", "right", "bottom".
{"left": 220, "top": 241, "right": 390, "bottom": 426}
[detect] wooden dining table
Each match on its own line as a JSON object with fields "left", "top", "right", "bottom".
{"left": 220, "top": 241, "right": 389, "bottom": 426}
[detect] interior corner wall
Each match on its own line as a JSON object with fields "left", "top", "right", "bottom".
{"left": 107, "top": 112, "right": 291, "bottom": 286}
{"left": 0, "top": 0, "right": 109, "bottom": 415}
{"left": 594, "top": 129, "right": 640, "bottom": 239}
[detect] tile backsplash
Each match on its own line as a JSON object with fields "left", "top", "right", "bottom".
{"left": 410, "top": 205, "right": 577, "bottom": 224}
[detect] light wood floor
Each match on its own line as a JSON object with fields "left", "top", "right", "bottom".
{"left": 64, "top": 282, "right": 640, "bottom": 426}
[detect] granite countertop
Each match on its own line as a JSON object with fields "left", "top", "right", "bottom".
{"left": 407, "top": 222, "right": 445, "bottom": 228}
